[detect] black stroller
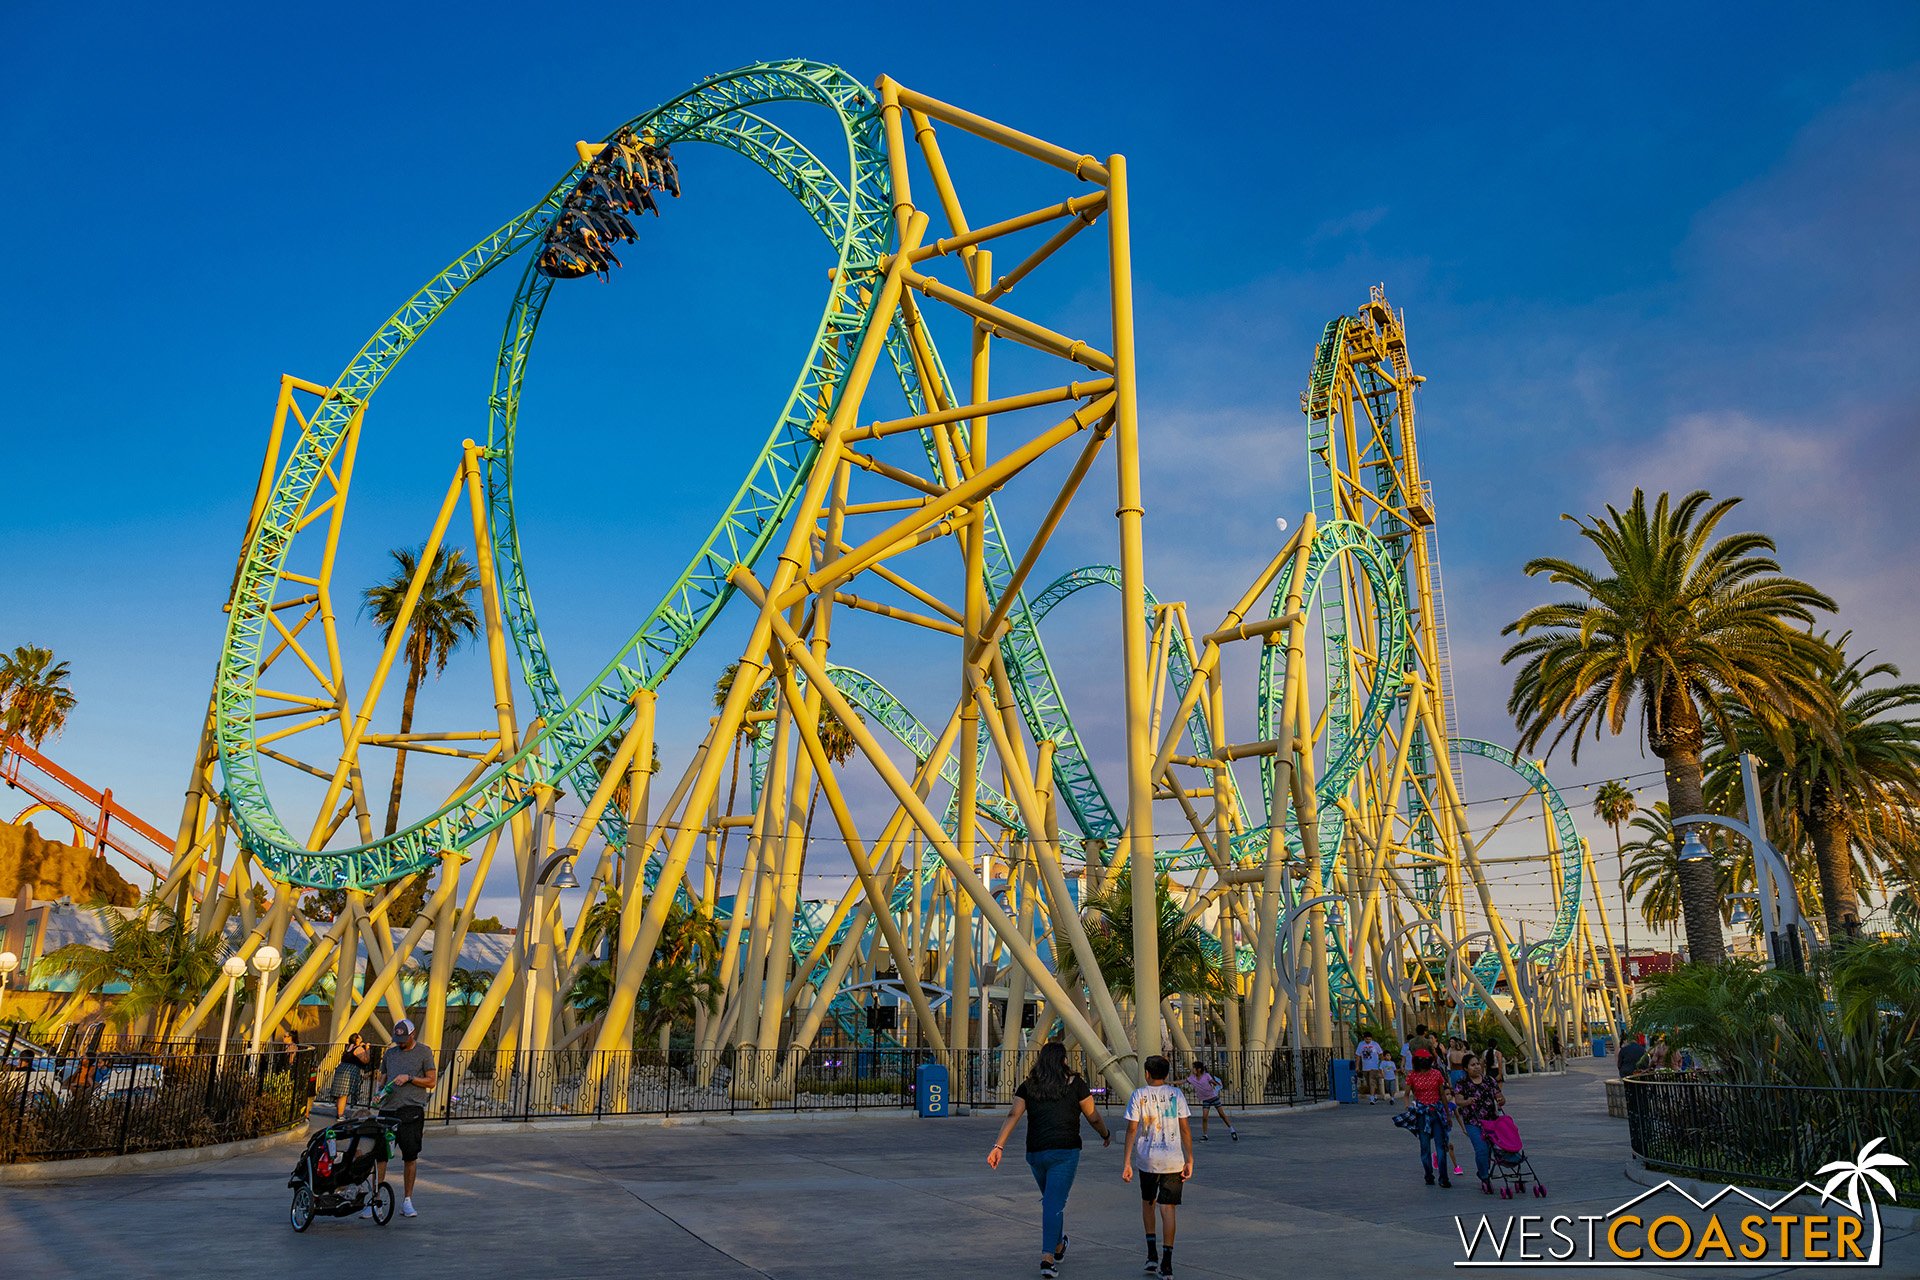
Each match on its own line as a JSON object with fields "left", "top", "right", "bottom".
{"left": 287, "top": 1112, "right": 400, "bottom": 1230}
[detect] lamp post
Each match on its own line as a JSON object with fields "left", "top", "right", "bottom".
{"left": 248, "top": 945, "right": 283, "bottom": 1058}
{"left": 217, "top": 954, "right": 247, "bottom": 1064}
{"left": 0, "top": 951, "right": 18, "bottom": 1022}
{"left": 1674, "top": 752, "right": 1811, "bottom": 971}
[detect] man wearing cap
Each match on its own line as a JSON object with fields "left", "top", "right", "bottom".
{"left": 369, "top": 1018, "right": 436, "bottom": 1219}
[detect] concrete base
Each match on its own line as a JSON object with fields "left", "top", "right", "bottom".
{"left": 0, "top": 1122, "right": 307, "bottom": 1184}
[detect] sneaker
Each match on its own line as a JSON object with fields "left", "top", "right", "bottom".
{"left": 1425, "top": 1172, "right": 1436, "bottom": 1185}
{"left": 1439, "top": 1175, "right": 1453, "bottom": 1188}
{"left": 1054, "top": 1235, "right": 1069, "bottom": 1261}
{"left": 400, "top": 1198, "right": 417, "bottom": 1218}
{"left": 1144, "top": 1255, "right": 1159, "bottom": 1273}
{"left": 1229, "top": 1130, "right": 1239, "bottom": 1141}
{"left": 1041, "top": 1264, "right": 1058, "bottom": 1279}
{"left": 1200, "top": 1133, "right": 1209, "bottom": 1141}
{"left": 1453, "top": 1165, "right": 1463, "bottom": 1176}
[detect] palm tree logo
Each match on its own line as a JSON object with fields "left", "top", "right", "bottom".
{"left": 1816, "top": 1136, "right": 1908, "bottom": 1220}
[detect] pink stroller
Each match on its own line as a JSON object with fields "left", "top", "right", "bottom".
{"left": 1482, "top": 1113, "right": 1546, "bottom": 1199}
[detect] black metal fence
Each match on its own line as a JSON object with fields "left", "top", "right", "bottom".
{"left": 430, "top": 1045, "right": 1336, "bottom": 1123}
{"left": 1624, "top": 1077, "right": 1920, "bottom": 1195}
{"left": 0, "top": 1047, "right": 321, "bottom": 1164}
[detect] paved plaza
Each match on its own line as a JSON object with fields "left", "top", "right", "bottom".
{"left": 2, "top": 1057, "right": 1911, "bottom": 1279}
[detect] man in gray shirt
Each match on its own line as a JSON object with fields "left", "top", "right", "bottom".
{"left": 369, "top": 1018, "right": 437, "bottom": 1219}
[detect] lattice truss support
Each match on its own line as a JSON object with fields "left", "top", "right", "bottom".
{"left": 148, "top": 64, "right": 1626, "bottom": 1096}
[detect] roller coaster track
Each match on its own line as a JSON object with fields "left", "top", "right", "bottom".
{"left": 217, "top": 60, "right": 1121, "bottom": 894}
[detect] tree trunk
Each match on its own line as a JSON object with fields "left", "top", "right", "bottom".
{"left": 383, "top": 637, "right": 427, "bottom": 837}
{"left": 1652, "top": 687, "right": 1724, "bottom": 966}
{"left": 1808, "top": 793, "right": 1861, "bottom": 944}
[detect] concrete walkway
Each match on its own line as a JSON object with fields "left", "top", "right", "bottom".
{"left": 1, "top": 1056, "right": 1911, "bottom": 1278}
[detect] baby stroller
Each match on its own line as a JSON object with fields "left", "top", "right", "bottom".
{"left": 287, "top": 1112, "right": 400, "bottom": 1230}
{"left": 1481, "top": 1113, "right": 1546, "bottom": 1199}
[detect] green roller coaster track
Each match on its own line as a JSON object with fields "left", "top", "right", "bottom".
{"left": 215, "top": 60, "right": 1114, "bottom": 891}
{"left": 212, "top": 57, "right": 1586, "bottom": 1037}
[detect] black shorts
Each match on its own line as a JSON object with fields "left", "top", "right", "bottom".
{"left": 381, "top": 1105, "right": 425, "bottom": 1162}
{"left": 1139, "top": 1169, "right": 1184, "bottom": 1205}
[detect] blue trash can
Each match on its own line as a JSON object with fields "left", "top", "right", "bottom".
{"left": 916, "top": 1062, "right": 950, "bottom": 1117}
{"left": 1329, "top": 1059, "right": 1357, "bottom": 1104}
{"left": 1592, "top": 1035, "right": 1613, "bottom": 1058}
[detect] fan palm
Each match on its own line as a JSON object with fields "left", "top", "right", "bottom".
{"left": 363, "top": 544, "right": 481, "bottom": 926}
{"left": 34, "top": 891, "right": 231, "bottom": 1038}
{"left": 1706, "top": 638, "right": 1920, "bottom": 943}
{"left": 1593, "top": 780, "right": 1637, "bottom": 963}
{"left": 1502, "top": 489, "right": 1834, "bottom": 965}
{"left": 0, "top": 644, "right": 77, "bottom": 747}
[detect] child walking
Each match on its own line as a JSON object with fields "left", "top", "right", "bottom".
{"left": 1122, "top": 1055, "right": 1194, "bottom": 1278}
{"left": 1182, "top": 1060, "right": 1237, "bottom": 1140}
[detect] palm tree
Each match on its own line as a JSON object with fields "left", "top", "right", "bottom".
{"left": 567, "top": 899, "right": 720, "bottom": 1044}
{"left": 363, "top": 545, "right": 481, "bottom": 926}
{"left": 0, "top": 644, "right": 77, "bottom": 747}
{"left": 1082, "top": 867, "right": 1224, "bottom": 1005}
{"left": 1593, "top": 780, "right": 1637, "bottom": 971}
{"left": 1707, "top": 639, "right": 1920, "bottom": 944}
{"left": 1502, "top": 489, "right": 1834, "bottom": 966}
{"left": 35, "top": 891, "right": 231, "bottom": 1039}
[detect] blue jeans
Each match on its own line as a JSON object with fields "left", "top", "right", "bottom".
{"left": 1026, "top": 1148, "right": 1081, "bottom": 1255}
{"left": 1418, "top": 1111, "right": 1451, "bottom": 1178}
{"left": 1464, "top": 1121, "right": 1493, "bottom": 1181}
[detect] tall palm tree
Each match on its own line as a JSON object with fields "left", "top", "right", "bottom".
{"left": 363, "top": 545, "right": 481, "bottom": 927}
{"left": 1707, "top": 639, "right": 1920, "bottom": 944}
{"left": 0, "top": 644, "right": 77, "bottom": 747}
{"left": 362, "top": 545, "right": 483, "bottom": 837}
{"left": 1502, "top": 489, "right": 1834, "bottom": 966}
{"left": 35, "top": 891, "right": 231, "bottom": 1038}
{"left": 1593, "top": 779, "right": 1637, "bottom": 971}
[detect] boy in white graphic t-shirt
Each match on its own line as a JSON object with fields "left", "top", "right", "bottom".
{"left": 1122, "top": 1055, "right": 1193, "bottom": 1278}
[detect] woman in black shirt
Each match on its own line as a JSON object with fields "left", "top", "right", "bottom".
{"left": 988, "top": 1042, "right": 1112, "bottom": 1278}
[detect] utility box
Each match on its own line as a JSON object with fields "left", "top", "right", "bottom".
{"left": 1329, "top": 1059, "right": 1357, "bottom": 1104}
{"left": 1592, "top": 1036, "right": 1614, "bottom": 1058}
{"left": 916, "top": 1062, "right": 950, "bottom": 1117}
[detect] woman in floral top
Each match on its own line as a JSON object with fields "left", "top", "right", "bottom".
{"left": 1453, "top": 1053, "right": 1505, "bottom": 1192}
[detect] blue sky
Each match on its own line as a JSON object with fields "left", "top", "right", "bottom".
{"left": 4, "top": 4, "right": 1918, "bottom": 929}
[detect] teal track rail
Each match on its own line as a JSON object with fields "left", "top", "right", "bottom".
{"left": 216, "top": 61, "right": 891, "bottom": 889}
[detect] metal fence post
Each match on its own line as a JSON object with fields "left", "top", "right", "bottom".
{"left": 115, "top": 1078, "right": 137, "bottom": 1156}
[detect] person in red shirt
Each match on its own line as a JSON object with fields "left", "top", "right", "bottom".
{"left": 1402, "top": 1052, "right": 1452, "bottom": 1187}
